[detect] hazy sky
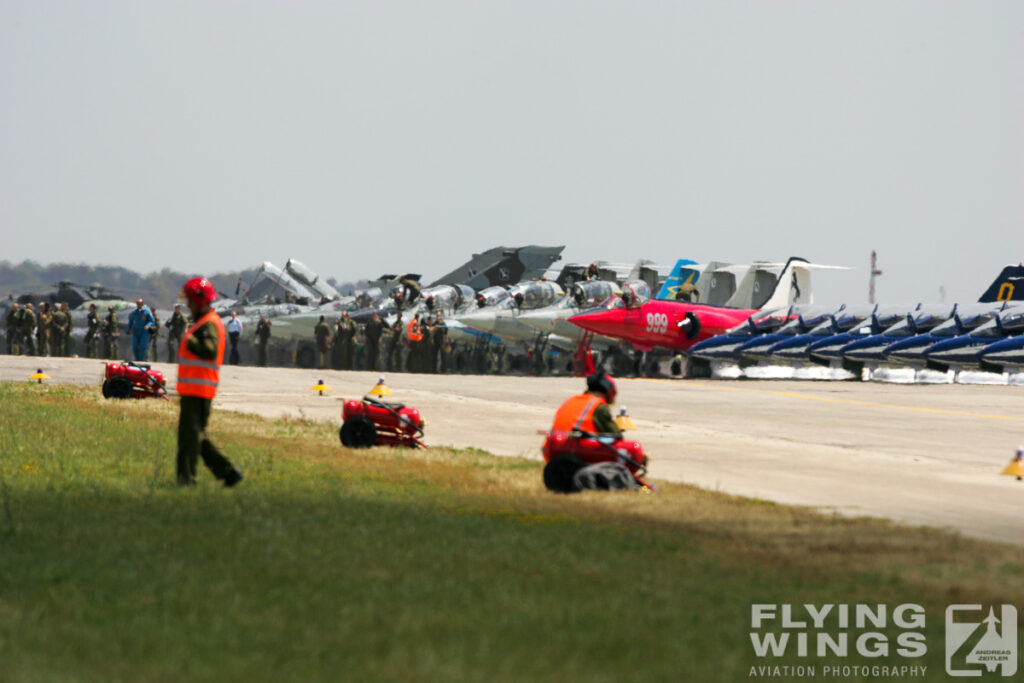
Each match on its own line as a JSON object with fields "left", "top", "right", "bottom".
{"left": 2, "top": 1, "right": 1022, "bottom": 305}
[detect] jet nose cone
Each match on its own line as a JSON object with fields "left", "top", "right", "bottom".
{"left": 456, "top": 311, "right": 497, "bottom": 333}
{"left": 768, "top": 334, "right": 815, "bottom": 360}
{"left": 517, "top": 309, "right": 551, "bottom": 333}
{"left": 808, "top": 333, "right": 853, "bottom": 361}
{"left": 924, "top": 336, "right": 986, "bottom": 364}
{"left": 979, "top": 336, "right": 1024, "bottom": 368}
{"left": 689, "top": 334, "right": 748, "bottom": 361}
{"left": 737, "top": 333, "right": 784, "bottom": 361}
{"left": 568, "top": 309, "right": 620, "bottom": 336}
{"left": 884, "top": 335, "right": 934, "bottom": 363}
{"left": 841, "top": 335, "right": 892, "bottom": 362}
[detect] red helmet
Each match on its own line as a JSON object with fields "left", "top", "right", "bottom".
{"left": 181, "top": 277, "right": 217, "bottom": 307}
{"left": 586, "top": 370, "right": 617, "bottom": 403}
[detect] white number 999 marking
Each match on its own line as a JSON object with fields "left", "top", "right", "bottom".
{"left": 645, "top": 312, "right": 668, "bottom": 334}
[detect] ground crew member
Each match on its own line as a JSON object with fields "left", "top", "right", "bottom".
{"left": 674, "top": 283, "right": 699, "bottom": 303}
{"left": 50, "top": 302, "right": 70, "bottom": 356}
{"left": 84, "top": 303, "right": 100, "bottom": 358}
{"left": 5, "top": 303, "right": 19, "bottom": 355}
{"left": 584, "top": 263, "right": 600, "bottom": 281}
{"left": 166, "top": 304, "right": 187, "bottom": 361}
{"left": 128, "top": 299, "right": 156, "bottom": 362}
{"left": 432, "top": 313, "right": 447, "bottom": 374}
{"left": 386, "top": 313, "right": 404, "bottom": 371}
{"left": 363, "top": 310, "right": 384, "bottom": 372}
{"left": 176, "top": 277, "right": 243, "bottom": 487}
{"left": 335, "top": 311, "right": 357, "bottom": 370}
{"left": 36, "top": 302, "right": 52, "bottom": 356}
{"left": 226, "top": 311, "right": 242, "bottom": 365}
{"left": 551, "top": 370, "right": 622, "bottom": 438}
{"left": 314, "top": 315, "right": 332, "bottom": 369}
{"left": 255, "top": 313, "right": 271, "bottom": 367}
{"left": 406, "top": 315, "right": 424, "bottom": 372}
{"left": 103, "top": 306, "right": 119, "bottom": 359}
{"left": 149, "top": 311, "right": 161, "bottom": 361}
{"left": 20, "top": 303, "right": 37, "bottom": 356}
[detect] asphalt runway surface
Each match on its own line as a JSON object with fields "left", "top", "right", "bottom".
{"left": 3, "top": 356, "right": 1022, "bottom": 545}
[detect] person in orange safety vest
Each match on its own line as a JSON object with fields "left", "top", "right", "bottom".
{"left": 550, "top": 369, "right": 622, "bottom": 438}
{"left": 176, "top": 277, "right": 243, "bottom": 487}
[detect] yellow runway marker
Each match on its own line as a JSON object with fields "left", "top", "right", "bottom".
{"left": 637, "top": 378, "right": 1024, "bottom": 422}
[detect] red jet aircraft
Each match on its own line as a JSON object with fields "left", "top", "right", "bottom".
{"left": 569, "top": 258, "right": 810, "bottom": 352}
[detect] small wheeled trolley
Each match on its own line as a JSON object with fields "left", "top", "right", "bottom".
{"left": 101, "top": 361, "right": 168, "bottom": 400}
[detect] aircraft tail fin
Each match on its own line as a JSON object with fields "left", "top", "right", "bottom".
{"left": 428, "top": 245, "right": 564, "bottom": 290}
{"left": 977, "top": 264, "right": 1024, "bottom": 302}
{"left": 655, "top": 259, "right": 699, "bottom": 300}
{"left": 755, "top": 257, "right": 814, "bottom": 310}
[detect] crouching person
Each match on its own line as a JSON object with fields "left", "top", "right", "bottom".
{"left": 542, "top": 370, "right": 650, "bottom": 493}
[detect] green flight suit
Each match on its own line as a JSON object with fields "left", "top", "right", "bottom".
{"left": 255, "top": 319, "right": 271, "bottom": 367}
{"left": 50, "top": 308, "right": 71, "bottom": 357}
{"left": 20, "top": 307, "right": 37, "bottom": 356}
{"left": 103, "top": 310, "right": 119, "bottom": 359}
{"left": 149, "top": 312, "right": 160, "bottom": 361}
{"left": 84, "top": 310, "right": 100, "bottom": 358}
{"left": 166, "top": 310, "right": 187, "bottom": 362}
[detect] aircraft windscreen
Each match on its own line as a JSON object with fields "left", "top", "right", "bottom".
{"left": 968, "top": 318, "right": 1007, "bottom": 338}
{"left": 909, "top": 306, "right": 954, "bottom": 332}
{"left": 832, "top": 305, "right": 874, "bottom": 330}
{"left": 807, "top": 319, "right": 838, "bottom": 336}
{"left": 618, "top": 280, "right": 651, "bottom": 309}
{"left": 572, "top": 280, "right": 616, "bottom": 308}
{"left": 777, "top": 318, "right": 806, "bottom": 334}
{"left": 353, "top": 288, "right": 382, "bottom": 308}
{"left": 476, "top": 286, "right": 511, "bottom": 308}
{"left": 883, "top": 317, "right": 916, "bottom": 337}
{"left": 997, "top": 308, "right": 1024, "bottom": 331}
{"left": 421, "top": 285, "right": 463, "bottom": 312}
{"left": 508, "top": 281, "right": 564, "bottom": 310}
{"left": 455, "top": 284, "right": 474, "bottom": 309}
{"left": 798, "top": 311, "right": 832, "bottom": 329}
{"left": 747, "top": 307, "right": 791, "bottom": 332}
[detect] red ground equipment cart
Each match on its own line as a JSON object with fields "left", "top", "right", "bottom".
{"left": 339, "top": 379, "right": 426, "bottom": 449}
{"left": 101, "top": 361, "right": 168, "bottom": 400}
{"left": 541, "top": 429, "right": 652, "bottom": 491}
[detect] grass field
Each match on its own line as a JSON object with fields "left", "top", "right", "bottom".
{"left": 0, "top": 383, "right": 1021, "bottom": 682}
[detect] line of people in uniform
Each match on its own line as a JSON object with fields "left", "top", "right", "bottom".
{"left": 3, "top": 298, "right": 191, "bottom": 363}
{"left": 309, "top": 310, "right": 450, "bottom": 373}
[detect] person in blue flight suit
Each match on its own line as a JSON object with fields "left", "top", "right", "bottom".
{"left": 127, "top": 298, "right": 156, "bottom": 362}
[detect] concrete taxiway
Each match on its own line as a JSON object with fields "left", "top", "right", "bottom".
{"left": 2, "top": 356, "right": 1021, "bottom": 545}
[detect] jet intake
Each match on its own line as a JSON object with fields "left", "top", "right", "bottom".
{"left": 677, "top": 312, "right": 702, "bottom": 341}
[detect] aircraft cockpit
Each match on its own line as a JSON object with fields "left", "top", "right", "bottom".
{"left": 969, "top": 305, "right": 1024, "bottom": 338}
{"left": 508, "top": 281, "right": 564, "bottom": 310}
{"left": 885, "top": 304, "right": 955, "bottom": 337}
{"left": 618, "top": 280, "right": 651, "bottom": 309}
{"left": 930, "top": 302, "right": 1005, "bottom": 337}
{"left": 353, "top": 287, "right": 383, "bottom": 310}
{"left": 726, "top": 306, "right": 791, "bottom": 337}
{"left": 570, "top": 280, "right": 616, "bottom": 308}
{"left": 476, "top": 286, "right": 511, "bottom": 309}
{"left": 422, "top": 284, "right": 473, "bottom": 313}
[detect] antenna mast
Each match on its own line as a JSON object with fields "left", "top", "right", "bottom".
{"left": 869, "top": 250, "right": 882, "bottom": 303}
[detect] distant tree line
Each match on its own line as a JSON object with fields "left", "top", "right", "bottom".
{"left": 0, "top": 260, "right": 258, "bottom": 309}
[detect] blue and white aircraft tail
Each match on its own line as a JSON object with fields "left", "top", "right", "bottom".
{"left": 655, "top": 259, "right": 699, "bottom": 300}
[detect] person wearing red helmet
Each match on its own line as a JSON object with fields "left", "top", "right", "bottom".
{"left": 176, "top": 277, "right": 243, "bottom": 487}
{"left": 550, "top": 369, "right": 622, "bottom": 438}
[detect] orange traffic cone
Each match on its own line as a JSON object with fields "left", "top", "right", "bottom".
{"left": 1001, "top": 446, "right": 1024, "bottom": 481}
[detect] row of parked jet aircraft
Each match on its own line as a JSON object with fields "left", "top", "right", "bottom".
{"left": 216, "top": 249, "right": 1024, "bottom": 381}
{"left": 5, "top": 246, "right": 1023, "bottom": 381}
